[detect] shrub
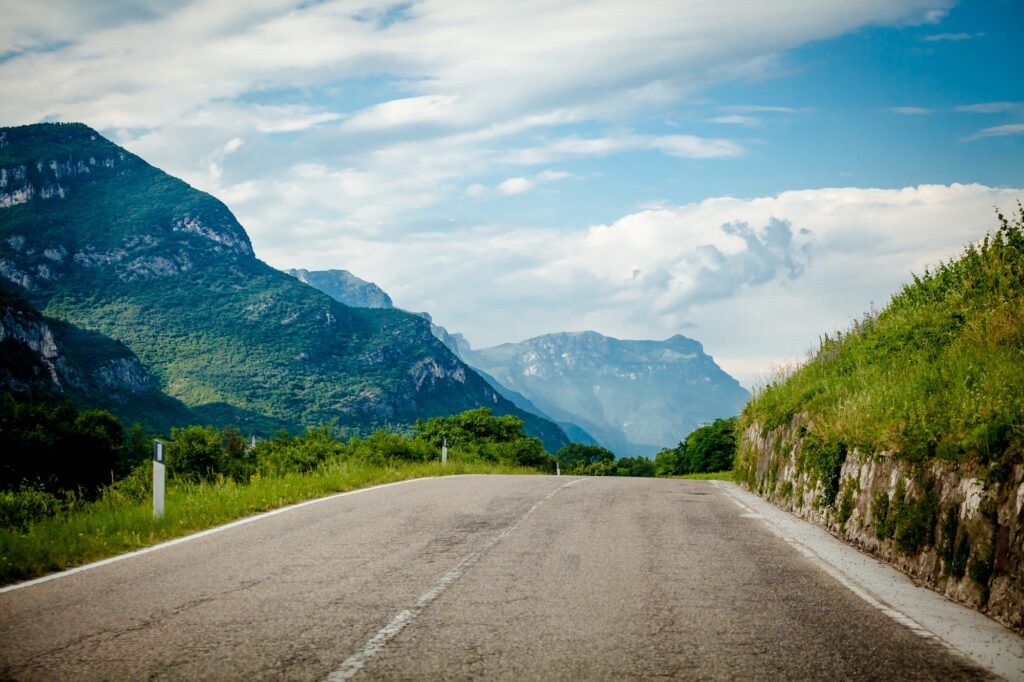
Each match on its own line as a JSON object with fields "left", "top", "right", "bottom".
{"left": 0, "top": 485, "right": 62, "bottom": 530}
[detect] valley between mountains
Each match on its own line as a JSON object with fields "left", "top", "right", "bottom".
{"left": 1, "top": 122, "right": 745, "bottom": 456}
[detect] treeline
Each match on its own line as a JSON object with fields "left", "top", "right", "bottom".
{"left": 0, "top": 398, "right": 554, "bottom": 528}
{"left": 161, "top": 407, "right": 554, "bottom": 484}
{"left": 554, "top": 443, "right": 655, "bottom": 476}
{"left": 550, "top": 418, "right": 740, "bottom": 477}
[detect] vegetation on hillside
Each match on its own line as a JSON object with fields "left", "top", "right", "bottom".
{"left": 740, "top": 206, "right": 1024, "bottom": 488}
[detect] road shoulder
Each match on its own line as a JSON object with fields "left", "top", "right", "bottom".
{"left": 714, "top": 481, "right": 1024, "bottom": 680}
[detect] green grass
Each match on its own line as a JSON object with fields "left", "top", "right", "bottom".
{"left": 667, "top": 470, "right": 735, "bottom": 481}
{"left": 740, "top": 208, "right": 1024, "bottom": 488}
{"left": 0, "top": 459, "right": 537, "bottom": 587}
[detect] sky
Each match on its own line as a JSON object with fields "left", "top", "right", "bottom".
{"left": 2, "top": 0, "right": 1023, "bottom": 387}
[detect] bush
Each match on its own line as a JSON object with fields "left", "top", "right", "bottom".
{"left": 168, "top": 426, "right": 226, "bottom": 482}
{"left": 0, "top": 485, "right": 62, "bottom": 530}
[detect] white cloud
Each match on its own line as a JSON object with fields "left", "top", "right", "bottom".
{"left": 200, "top": 136, "right": 245, "bottom": 181}
{"left": 507, "top": 132, "right": 742, "bottom": 165}
{"left": 497, "top": 177, "right": 534, "bottom": 195}
{"left": 922, "top": 31, "right": 985, "bottom": 41}
{"left": 886, "top": 106, "right": 931, "bottom": 115}
{"left": 536, "top": 169, "right": 571, "bottom": 182}
{"left": 720, "top": 105, "right": 811, "bottom": 114}
{"left": 340, "top": 95, "right": 462, "bottom": 132}
{"left": 965, "top": 123, "right": 1024, "bottom": 141}
{"left": 709, "top": 115, "right": 761, "bottom": 126}
{"left": 465, "top": 169, "right": 573, "bottom": 198}
{"left": 255, "top": 183, "right": 1023, "bottom": 388}
{"left": 955, "top": 102, "right": 1021, "bottom": 114}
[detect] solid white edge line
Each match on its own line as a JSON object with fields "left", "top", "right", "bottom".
{"left": 0, "top": 474, "right": 471, "bottom": 595}
{"left": 325, "top": 477, "right": 586, "bottom": 681}
{"left": 710, "top": 481, "right": 1003, "bottom": 674}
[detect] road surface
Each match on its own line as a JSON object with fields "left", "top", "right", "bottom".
{"left": 0, "top": 475, "right": 997, "bottom": 680}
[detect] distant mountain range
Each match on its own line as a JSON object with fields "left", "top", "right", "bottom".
{"left": 291, "top": 268, "right": 749, "bottom": 456}
{"left": 464, "top": 332, "right": 750, "bottom": 456}
{"left": 0, "top": 123, "right": 569, "bottom": 451}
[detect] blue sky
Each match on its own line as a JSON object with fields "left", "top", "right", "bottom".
{"left": 1, "top": 0, "right": 1022, "bottom": 385}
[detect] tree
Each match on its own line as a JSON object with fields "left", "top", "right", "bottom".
{"left": 414, "top": 408, "right": 526, "bottom": 448}
{"left": 654, "top": 417, "right": 739, "bottom": 476}
{"left": 555, "top": 443, "right": 615, "bottom": 469}
{"left": 168, "top": 426, "right": 225, "bottom": 482}
{"left": 683, "top": 417, "right": 738, "bottom": 473}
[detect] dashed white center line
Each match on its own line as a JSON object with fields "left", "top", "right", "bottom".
{"left": 325, "top": 477, "right": 586, "bottom": 681}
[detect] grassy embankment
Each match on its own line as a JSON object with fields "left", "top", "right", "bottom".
{"left": 0, "top": 458, "right": 534, "bottom": 587}
{"left": 738, "top": 207, "right": 1023, "bottom": 497}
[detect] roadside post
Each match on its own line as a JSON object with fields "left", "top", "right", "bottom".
{"left": 556, "top": 461, "right": 560, "bottom": 476}
{"left": 441, "top": 436, "right": 448, "bottom": 466}
{"left": 153, "top": 440, "right": 165, "bottom": 519}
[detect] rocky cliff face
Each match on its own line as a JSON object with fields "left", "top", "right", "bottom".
{"left": 1, "top": 126, "right": 251, "bottom": 295}
{"left": 0, "top": 285, "right": 186, "bottom": 423}
{"left": 737, "top": 414, "right": 1024, "bottom": 633}
{"left": 466, "top": 331, "right": 749, "bottom": 456}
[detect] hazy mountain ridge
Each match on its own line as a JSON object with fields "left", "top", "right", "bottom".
{"left": 0, "top": 123, "right": 570, "bottom": 449}
{"left": 464, "top": 331, "right": 750, "bottom": 456}
{"left": 286, "top": 268, "right": 393, "bottom": 309}
{"left": 288, "top": 267, "right": 596, "bottom": 446}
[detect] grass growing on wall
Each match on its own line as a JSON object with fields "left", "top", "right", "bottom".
{"left": 741, "top": 206, "right": 1024, "bottom": 488}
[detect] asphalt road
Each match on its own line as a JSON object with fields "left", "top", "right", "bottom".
{"left": 0, "top": 475, "right": 992, "bottom": 680}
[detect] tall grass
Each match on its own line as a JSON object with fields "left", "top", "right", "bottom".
{"left": 0, "top": 458, "right": 536, "bottom": 587}
{"left": 742, "top": 206, "right": 1024, "bottom": 478}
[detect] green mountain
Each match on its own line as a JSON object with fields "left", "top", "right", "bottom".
{"left": 1, "top": 283, "right": 195, "bottom": 432}
{"left": 464, "top": 331, "right": 750, "bottom": 456}
{"left": 0, "top": 122, "right": 569, "bottom": 450}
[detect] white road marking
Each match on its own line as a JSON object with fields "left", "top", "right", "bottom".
{"left": 326, "top": 477, "right": 586, "bottom": 681}
{"left": 713, "top": 480, "right": 1024, "bottom": 680}
{"left": 0, "top": 475, "right": 463, "bottom": 594}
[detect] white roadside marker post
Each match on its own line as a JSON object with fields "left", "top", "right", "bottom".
{"left": 556, "top": 461, "right": 560, "bottom": 476}
{"left": 441, "top": 436, "right": 448, "bottom": 466}
{"left": 153, "top": 440, "right": 165, "bottom": 519}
